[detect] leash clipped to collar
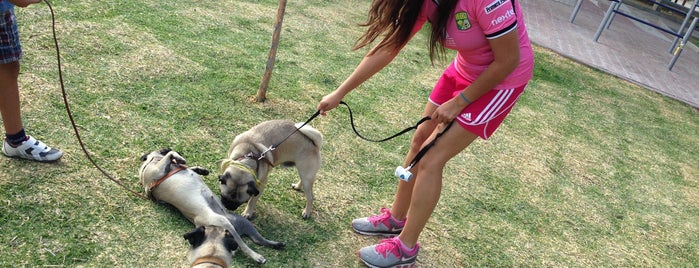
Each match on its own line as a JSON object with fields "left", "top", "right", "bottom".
{"left": 246, "top": 100, "right": 439, "bottom": 183}
{"left": 243, "top": 151, "right": 274, "bottom": 167}
{"left": 256, "top": 101, "right": 429, "bottom": 160}
{"left": 257, "top": 109, "right": 321, "bottom": 160}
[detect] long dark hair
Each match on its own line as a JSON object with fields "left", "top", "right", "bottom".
{"left": 353, "top": 0, "right": 458, "bottom": 63}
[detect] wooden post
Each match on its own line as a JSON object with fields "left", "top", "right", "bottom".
{"left": 256, "top": 0, "right": 288, "bottom": 102}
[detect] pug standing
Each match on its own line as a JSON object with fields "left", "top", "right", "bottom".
{"left": 218, "top": 120, "right": 322, "bottom": 219}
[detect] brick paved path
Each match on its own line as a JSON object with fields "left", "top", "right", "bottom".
{"left": 521, "top": 0, "right": 698, "bottom": 108}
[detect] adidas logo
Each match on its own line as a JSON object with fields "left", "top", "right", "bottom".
{"left": 461, "top": 112, "right": 472, "bottom": 121}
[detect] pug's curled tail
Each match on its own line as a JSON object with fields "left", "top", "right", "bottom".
{"left": 295, "top": 123, "right": 323, "bottom": 148}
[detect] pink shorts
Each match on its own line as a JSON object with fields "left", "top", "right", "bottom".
{"left": 429, "top": 62, "right": 526, "bottom": 140}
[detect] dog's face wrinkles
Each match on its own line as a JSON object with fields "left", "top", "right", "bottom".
{"left": 183, "top": 225, "right": 237, "bottom": 267}
{"left": 218, "top": 167, "right": 259, "bottom": 211}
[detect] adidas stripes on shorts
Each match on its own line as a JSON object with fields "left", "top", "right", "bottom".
{"left": 428, "top": 62, "right": 526, "bottom": 140}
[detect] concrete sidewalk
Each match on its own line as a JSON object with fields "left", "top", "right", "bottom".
{"left": 521, "top": 0, "right": 698, "bottom": 108}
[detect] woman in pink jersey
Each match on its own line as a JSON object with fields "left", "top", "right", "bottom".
{"left": 317, "top": 0, "right": 533, "bottom": 266}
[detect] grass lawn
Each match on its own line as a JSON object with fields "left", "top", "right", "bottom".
{"left": 0, "top": 0, "right": 697, "bottom": 267}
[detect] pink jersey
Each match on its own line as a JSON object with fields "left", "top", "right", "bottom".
{"left": 413, "top": 0, "right": 534, "bottom": 90}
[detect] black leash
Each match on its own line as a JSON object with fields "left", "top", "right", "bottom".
{"left": 394, "top": 120, "right": 454, "bottom": 181}
{"left": 255, "top": 109, "right": 321, "bottom": 160}
{"left": 259, "top": 101, "right": 452, "bottom": 182}
{"left": 339, "top": 101, "right": 431, "bottom": 142}
{"left": 45, "top": 0, "right": 149, "bottom": 200}
{"left": 338, "top": 101, "right": 454, "bottom": 181}
{"left": 257, "top": 101, "right": 432, "bottom": 160}
{"left": 407, "top": 120, "right": 453, "bottom": 169}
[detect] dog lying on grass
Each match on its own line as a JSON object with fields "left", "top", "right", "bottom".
{"left": 139, "top": 148, "right": 284, "bottom": 266}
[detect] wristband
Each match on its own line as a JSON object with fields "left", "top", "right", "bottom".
{"left": 459, "top": 92, "right": 472, "bottom": 105}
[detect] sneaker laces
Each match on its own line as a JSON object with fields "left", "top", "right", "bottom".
{"left": 368, "top": 208, "right": 397, "bottom": 227}
{"left": 375, "top": 238, "right": 401, "bottom": 258}
{"left": 31, "top": 138, "right": 52, "bottom": 152}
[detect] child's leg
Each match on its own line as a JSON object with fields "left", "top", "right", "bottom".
{"left": 0, "top": 61, "right": 23, "bottom": 135}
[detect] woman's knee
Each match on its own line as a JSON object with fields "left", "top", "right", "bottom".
{"left": 409, "top": 136, "right": 431, "bottom": 155}
{"left": 418, "top": 155, "right": 447, "bottom": 173}
{"left": 409, "top": 124, "right": 438, "bottom": 151}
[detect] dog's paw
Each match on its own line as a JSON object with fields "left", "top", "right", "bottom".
{"left": 302, "top": 209, "right": 312, "bottom": 219}
{"left": 168, "top": 151, "right": 187, "bottom": 165}
{"left": 291, "top": 182, "right": 303, "bottom": 192}
{"left": 271, "top": 241, "right": 285, "bottom": 250}
{"left": 241, "top": 205, "right": 258, "bottom": 220}
{"left": 241, "top": 211, "right": 255, "bottom": 220}
{"left": 252, "top": 254, "right": 266, "bottom": 264}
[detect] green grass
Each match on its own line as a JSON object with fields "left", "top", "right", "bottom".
{"left": 0, "top": 0, "right": 697, "bottom": 267}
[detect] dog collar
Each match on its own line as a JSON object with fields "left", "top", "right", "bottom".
{"left": 243, "top": 152, "right": 275, "bottom": 167}
{"left": 148, "top": 165, "right": 187, "bottom": 199}
{"left": 219, "top": 159, "right": 261, "bottom": 187}
{"left": 191, "top": 256, "right": 227, "bottom": 267}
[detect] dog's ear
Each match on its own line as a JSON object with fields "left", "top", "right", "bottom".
{"left": 223, "top": 230, "right": 239, "bottom": 252}
{"left": 246, "top": 180, "right": 260, "bottom": 196}
{"left": 253, "top": 143, "right": 274, "bottom": 163}
{"left": 191, "top": 167, "right": 210, "bottom": 176}
{"left": 183, "top": 226, "right": 206, "bottom": 248}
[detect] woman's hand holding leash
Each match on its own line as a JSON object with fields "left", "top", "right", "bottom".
{"left": 431, "top": 93, "right": 469, "bottom": 125}
{"left": 317, "top": 91, "right": 346, "bottom": 116}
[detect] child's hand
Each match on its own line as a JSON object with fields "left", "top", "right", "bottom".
{"left": 8, "top": 0, "right": 42, "bottom": 8}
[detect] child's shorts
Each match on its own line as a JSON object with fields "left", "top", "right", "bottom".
{"left": 0, "top": 9, "right": 21, "bottom": 64}
{"left": 429, "top": 62, "right": 526, "bottom": 140}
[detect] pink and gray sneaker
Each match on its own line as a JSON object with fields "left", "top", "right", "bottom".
{"left": 352, "top": 208, "right": 405, "bottom": 237}
{"left": 358, "top": 236, "right": 419, "bottom": 268}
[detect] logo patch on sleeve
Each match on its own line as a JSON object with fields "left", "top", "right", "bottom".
{"left": 455, "top": 12, "right": 471, "bottom": 30}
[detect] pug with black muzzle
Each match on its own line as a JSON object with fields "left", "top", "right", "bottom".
{"left": 218, "top": 120, "right": 323, "bottom": 219}
{"left": 183, "top": 225, "right": 237, "bottom": 268}
{"left": 139, "top": 148, "right": 284, "bottom": 266}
